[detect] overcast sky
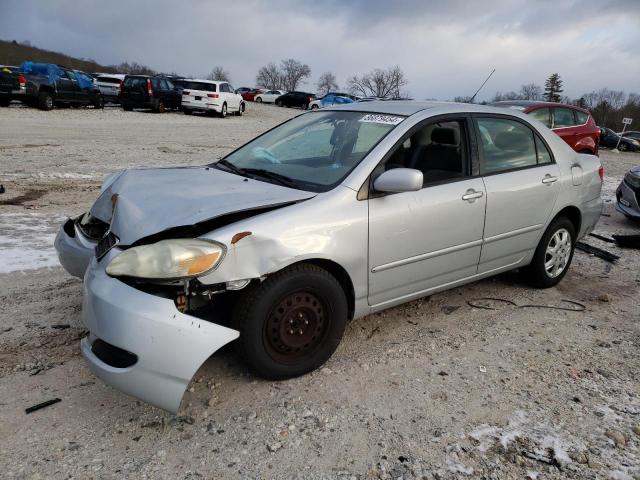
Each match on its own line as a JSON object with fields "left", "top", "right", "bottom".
{"left": 1, "top": 0, "right": 639, "bottom": 101}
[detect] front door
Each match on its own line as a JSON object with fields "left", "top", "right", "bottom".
{"left": 474, "top": 115, "right": 561, "bottom": 273}
{"left": 368, "top": 117, "right": 486, "bottom": 307}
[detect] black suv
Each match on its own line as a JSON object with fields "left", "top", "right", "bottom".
{"left": 275, "top": 91, "right": 316, "bottom": 109}
{"left": 119, "top": 75, "right": 181, "bottom": 112}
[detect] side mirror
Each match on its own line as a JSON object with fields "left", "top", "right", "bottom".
{"left": 373, "top": 168, "right": 423, "bottom": 193}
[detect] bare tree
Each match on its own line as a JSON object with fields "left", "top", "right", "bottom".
{"left": 255, "top": 62, "right": 282, "bottom": 90}
{"left": 207, "top": 66, "right": 230, "bottom": 82}
{"left": 519, "top": 83, "right": 542, "bottom": 100}
{"left": 316, "top": 71, "right": 338, "bottom": 95}
{"left": 491, "top": 91, "right": 522, "bottom": 102}
{"left": 347, "top": 66, "right": 407, "bottom": 98}
{"left": 280, "top": 59, "right": 311, "bottom": 92}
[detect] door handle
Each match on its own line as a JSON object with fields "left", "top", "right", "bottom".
{"left": 542, "top": 174, "right": 558, "bottom": 185}
{"left": 462, "top": 189, "right": 484, "bottom": 202}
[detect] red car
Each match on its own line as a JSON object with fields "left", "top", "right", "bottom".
{"left": 241, "top": 88, "right": 265, "bottom": 102}
{"left": 492, "top": 101, "right": 600, "bottom": 155}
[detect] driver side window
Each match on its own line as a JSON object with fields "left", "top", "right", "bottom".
{"left": 377, "top": 119, "right": 469, "bottom": 187}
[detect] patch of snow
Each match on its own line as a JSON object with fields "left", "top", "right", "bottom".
{"left": 2, "top": 172, "right": 99, "bottom": 179}
{"left": 446, "top": 457, "right": 473, "bottom": 475}
{"left": 601, "top": 175, "right": 623, "bottom": 204}
{"left": 0, "top": 212, "right": 66, "bottom": 273}
{"left": 608, "top": 470, "right": 633, "bottom": 480}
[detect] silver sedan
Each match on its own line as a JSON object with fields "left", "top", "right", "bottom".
{"left": 55, "top": 101, "right": 603, "bottom": 412}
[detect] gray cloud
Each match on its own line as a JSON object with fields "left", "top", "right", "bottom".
{"left": 1, "top": 0, "right": 638, "bottom": 100}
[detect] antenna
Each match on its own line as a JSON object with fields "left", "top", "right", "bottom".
{"left": 469, "top": 68, "right": 496, "bottom": 103}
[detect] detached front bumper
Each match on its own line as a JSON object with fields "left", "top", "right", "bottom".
{"left": 616, "top": 180, "right": 640, "bottom": 218}
{"left": 54, "top": 218, "right": 97, "bottom": 278}
{"left": 81, "top": 252, "right": 239, "bottom": 413}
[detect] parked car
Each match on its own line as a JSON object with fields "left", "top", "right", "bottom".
{"left": 619, "top": 130, "right": 640, "bottom": 141}
{"left": 275, "top": 91, "right": 316, "bottom": 109}
{"left": 1, "top": 65, "right": 19, "bottom": 73}
{"left": 181, "top": 79, "right": 244, "bottom": 117}
{"left": 254, "top": 89, "right": 286, "bottom": 103}
{"left": 55, "top": 101, "right": 603, "bottom": 412}
{"left": 94, "top": 73, "right": 125, "bottom": 103}
{"left": 119, "top": 75, "right": 181, "bottom": 112}
{"left": 599, "top": 127, "right": 640, "bottom": 152}
{"left": 308, "top": 93, "right": 355, "bottom": 109}
{"left": 616, "top": 165, "right": 640, "bottom": 220}
{"left": 0, "top": 61, "right": 103, "bottom": 110}
{"left": 235, "top": 87, "right": 252, "bottom": 95}
{"left": 491, "top": 101, "right": 600, "bottom": 155}
{"left": 241, "top": 88, "right": 266, "bottom": 102}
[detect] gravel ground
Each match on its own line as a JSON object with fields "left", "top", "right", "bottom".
{"left": 0, "top": 104, "right": 639, "bottom": 480}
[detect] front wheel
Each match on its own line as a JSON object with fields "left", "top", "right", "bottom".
{"left": 93, "top": 94, "right": 104, "bottom": 109}
{"left": 618, "top": 143, "right": 628, "bottom": 152}
{"left": 522, "top": 217, "right": 575, "bottom": 288}
{"left": 255, "top": 97, "right": 262, "bottom": 103}
{"left": 276, "top": 100, "right": 283, "bottom": 107}
{"left": 154, "top": 100, "right": 165, "bottom": 113}
{"left": 311, "top": 104, "right": 319, "bottom": 110}
{"left": 219, "top": 102, "right": 227, "bottom": 118}
{"left": 233, "top": 263, "right": 348, "bottom": 379}
{"left": 183, "top": 109, "right": 193, "bottom": 115}
{"left": 235, "top": 102, "right": 244, "bottom": 116}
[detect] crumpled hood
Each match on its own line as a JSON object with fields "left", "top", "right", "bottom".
{"left": 90, "top": 166, "right": 315, "bottom": 245}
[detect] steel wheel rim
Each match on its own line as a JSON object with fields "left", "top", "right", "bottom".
{"left": 544, "top": 228, "right": 572, "bottom": 278}
{"left": 264, "top": 291, "right": 330, "bottom": 364}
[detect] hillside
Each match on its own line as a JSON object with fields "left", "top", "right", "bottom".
{"left": 0, "top": 39, "right": 116, "bottom": 73}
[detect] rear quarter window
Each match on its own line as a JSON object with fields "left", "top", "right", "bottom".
{"left": 575, "top": 111, "right": 588, "bottom": 124}
{"left": 553, "top": 108, "right": 576, "bottom": 128}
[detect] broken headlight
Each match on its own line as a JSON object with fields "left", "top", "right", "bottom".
{"left": 625, "top": 172, "right": 640, "bottom": 189}
{"left": 106, "top": 239, "right": 225, "bottom": 280}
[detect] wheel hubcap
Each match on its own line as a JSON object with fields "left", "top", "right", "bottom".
{"left": 544, "top": 228, "right": 572, "bottom": 278}
{"left": 265, "top": 292, "right": 329, "bottom": 363}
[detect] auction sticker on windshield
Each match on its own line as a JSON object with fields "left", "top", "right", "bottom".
{"left": 359, "top": 114, "right": 404, "bottom": 125}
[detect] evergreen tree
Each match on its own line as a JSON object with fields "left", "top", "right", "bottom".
{"left": 544, "top": 73, "right": 564, "bottom": 102}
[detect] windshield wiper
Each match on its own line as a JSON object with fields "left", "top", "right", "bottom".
{"left": 239, "top": 168, "right": 299, "bottom": 188}
{"left": 214, "top": 159, "right": 244, "bottom": 175}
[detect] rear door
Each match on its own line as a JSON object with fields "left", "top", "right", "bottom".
{"left": 551, "top": 107, "right": 579, "bottom": 149}
{"left": 58, "top": 69, "right": 79, "bottom": 101}
{"left": 368, "top": 116, "right": 486, "bottom": 306}
{"left": 475, "top": 115, "right": 561, "bottom": 273}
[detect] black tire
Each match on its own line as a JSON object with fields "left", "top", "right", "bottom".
{"left": 38, "top": 91, "right": 54, "bottom": 111}
{"left": 183, "top": 109, "right": 193, "bottom": 115}
{"left": 256, "top": 97, "right": 262, "bottom": 103}
{"left": 522, "top": 216, "right": 576, "bottom": 288}
{"left": 219, "top": 102, "right": 227, "bottom": 118}
{"left": 276, "top": 100, "right": 283, "bottom": 107}
{"left": 122, "top": 104, "right": 133, "bottom": 111}
{"left": 618, "top": 143, "right": 628, "bottom": 152}
{"left": 311, "top": 104, "right": 319, "bottom": 110}
{"left": 0, "top": 98, "right": 10, "bottom": 107}
{"left": 235, "top": 102, "right": 244, "bottom": 116}
{"left": 154, "top": 100, "right": 165, "bottom": 113}
{"left": 93, "top": 94, "right": 104, "bottom": 109}
{"left": 233, "top": 263, "right": 348, "bottom": 379}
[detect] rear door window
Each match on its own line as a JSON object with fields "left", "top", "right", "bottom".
{"left": 553, "top": 108, "right": 576, "bottom": 128}
{"left": 528, "top": 108, "right": 551, "bottom": 128}
{"left": 476, "top": 117, "right": 537, "bottom": 175}
{"left": 575, "top": 111, "right": 588, "bottom": 124}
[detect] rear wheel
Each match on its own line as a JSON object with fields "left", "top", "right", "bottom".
{"left": 276, "top": 99, "right": 283, "bottom": 107}
{"left": 522, "top": 217, "right": 575, "bottom": 288}
{"left": 219, "top": 102, "right": 227, "bottom": 118}
{"left": 38, "top": 91, "right": 54, "bottom": 110}
{"left": 233, "top": 263, "right": 348, "bottom": 379}
{"left": 122, "top": 103, "right": 133, "bottom": 111}
{"left": 154, "top": 100, "right": 165, "bottom": 113}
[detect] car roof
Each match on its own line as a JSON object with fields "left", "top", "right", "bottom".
{"left": 324, "top": 100, "right": 557, "bottom": 118}
{"left": 182, "top": 79, "right": 226, "bottom": 84}
{"left": 491, "top": 100, "right": 590, "bottom": 114}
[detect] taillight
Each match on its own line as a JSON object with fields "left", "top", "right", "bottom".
{"left": 207, "top": 93, "right": 219, "bottom": 98}
{"left": 598, "top": 165, "right": 604, "bottom": 181}
{"left": 117, "top": 80, "right": 123, "bottom": 95}
{"left": 147, "top": 79, "right": 153, "bottom": 97}
{"left": 182, "top": 90, "right": 190, "bottom": 96}
{"left": 17, "top": 75, "right": 26, "bottom": 87}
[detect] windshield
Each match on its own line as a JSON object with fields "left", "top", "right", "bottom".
{"left": 213, "top": 111, "right": 404, "bottom": 192}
